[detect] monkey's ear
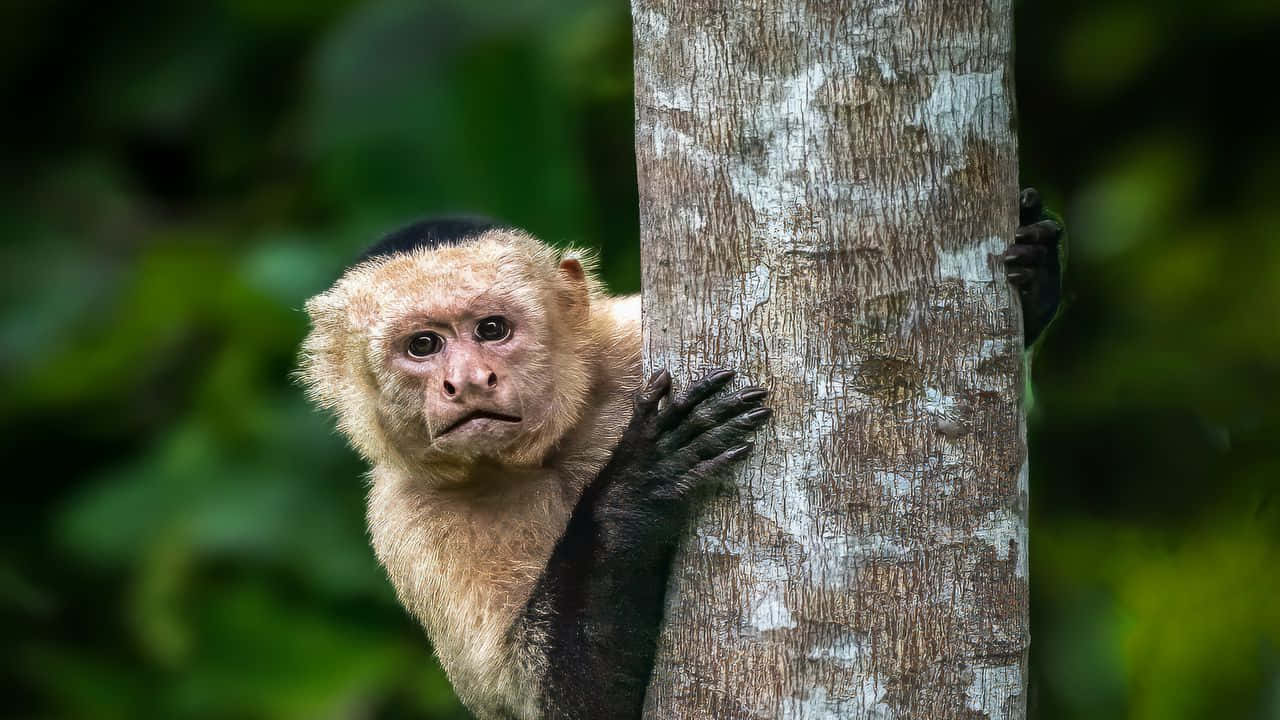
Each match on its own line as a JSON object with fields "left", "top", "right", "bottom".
{"left": 557, "top": 256, "right": 590, "bottom": 318}
{"left": 559, "top": 258, "right": 585, "bottom": 282}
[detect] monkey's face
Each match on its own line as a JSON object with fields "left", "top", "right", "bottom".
{"left": 301, "top": 233, "right": 594, "bottom": 474}
{"left": 377, "top": 294, "right": 552, "bottom": 464}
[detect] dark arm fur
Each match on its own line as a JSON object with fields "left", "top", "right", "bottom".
{"left": 520, "top": 370, "right": 770, "bottom": 719}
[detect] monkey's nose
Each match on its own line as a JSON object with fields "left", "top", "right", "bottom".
{"left": 441, "top": 370, "right": 498, "bottom": 399}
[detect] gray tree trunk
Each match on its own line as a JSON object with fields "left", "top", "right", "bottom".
{"left": 632, "top": 1, "right": 1028, "bottom": 718}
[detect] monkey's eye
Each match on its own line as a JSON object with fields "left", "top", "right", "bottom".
{"left": 475, "top": 316, "right": 511, "bottom": 342}
{"left": 407, "top": 332, "right": 443, "bottom": 358}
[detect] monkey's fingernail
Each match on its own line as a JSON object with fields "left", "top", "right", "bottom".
{"left": 709, "top": 369, "right": 736, "bottom": 383}
{"left": 727, "top": 443, "right": 754, "bottom": 459}
{"left": 738, "top": 387, "right": 768, "bottom": 402}
{"left": 746, "top": 407, "right": 773, "bottom": 422}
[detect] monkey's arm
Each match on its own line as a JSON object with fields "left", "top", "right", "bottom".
{"left": 1005, "top": 187, "right": 1066, "bottom": 347}
{"left": 518, "top": 370, "right": 769, "bottom": 720}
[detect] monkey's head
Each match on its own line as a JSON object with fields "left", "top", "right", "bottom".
{"left": 300, "top": 226, "right": 601, "bottom": 475}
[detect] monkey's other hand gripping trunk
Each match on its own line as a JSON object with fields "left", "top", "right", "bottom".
{"left": 518, "top": 368, "right": 770, "bottom": 719}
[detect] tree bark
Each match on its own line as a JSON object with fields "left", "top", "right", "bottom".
{"left": 632, "top": 1, "right": 1027, "bottom": 718}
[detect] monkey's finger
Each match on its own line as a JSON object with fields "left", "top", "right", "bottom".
{"left": 657, "top": 369, "right": 736, "bottom": 431}
{"left": 1005, "top": 268, "right": 1035, "bottom": 288}
{"left": 1004, "top": 244, "right": 1042, "bottom": 288}
{"left": 664, "top": 387, "right": 769, "bottom": 448}
{"left": 1003, "top": 243, "right": 1046, "bottom": 268}
{"left": 658, "top": 443, "right": 756, "bottom": 499}
{"left": 634, "top": 369, "right": 672, "bottom": 415}
{"left": 1014, "top": 219, "right": 1061, "bottom": 247}
{"left": 698, "top": 443, "right": 755, "bottom": 475}
{"left": 1019, "top": 187, "right": 1043, "bottom": 226}
{"left": 670, "top": 407, "right": 771, "bottom": 467}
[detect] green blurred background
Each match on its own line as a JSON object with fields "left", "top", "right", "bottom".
{"left": 1, "top": 0, "right": 1276, "bottom": 718}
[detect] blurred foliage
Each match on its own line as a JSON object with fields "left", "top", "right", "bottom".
{"left": 0, "top": 0, "right": 1276, "bottom": 718}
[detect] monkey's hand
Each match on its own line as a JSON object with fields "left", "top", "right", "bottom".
{"left": 1005, "top": 187, "right": 1064, "bottom": 347}
{"left": 521, "top": 369, "right": 769, "bottom": 720}
{"left": 595, "top": 368, "right": 770, "bottom": 545}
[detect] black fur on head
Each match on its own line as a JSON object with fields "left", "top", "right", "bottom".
{"left": 357, "top": 215, "right": 509, "bottom": 264}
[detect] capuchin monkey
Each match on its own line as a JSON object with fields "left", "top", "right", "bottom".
{"left": 298, "top": 189, "right": 1062, "bottom": 720}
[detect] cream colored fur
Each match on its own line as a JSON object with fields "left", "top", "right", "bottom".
{"left": 299, "top": 231, "right": 642, "bottom": 719}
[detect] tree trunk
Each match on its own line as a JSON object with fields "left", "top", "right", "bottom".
{"left": 632, "top": 1, "right": 1028, "bottom": 718}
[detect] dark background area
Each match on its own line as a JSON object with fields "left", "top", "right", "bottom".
{"left": 1, "top": 0, "right": 1276, "bottom": 718}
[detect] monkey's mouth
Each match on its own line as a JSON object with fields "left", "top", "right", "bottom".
{"left": 439, "top": 411, "right": 523, "bottom": 436}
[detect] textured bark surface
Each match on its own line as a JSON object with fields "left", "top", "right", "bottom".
{"left": 632, "top": 1, "right": 1027, "bottom": 718}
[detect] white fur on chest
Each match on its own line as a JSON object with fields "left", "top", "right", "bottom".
{"left": 367, "top": 466, "right": 577, "bottom": 719}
